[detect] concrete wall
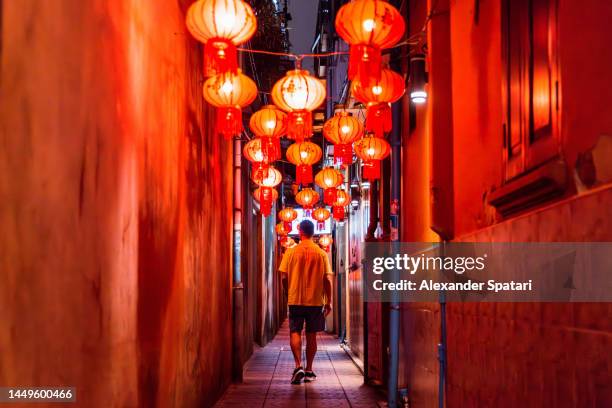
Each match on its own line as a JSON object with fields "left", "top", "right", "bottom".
{"left": 0, "top": 1, "right": 233, "bottom": 407}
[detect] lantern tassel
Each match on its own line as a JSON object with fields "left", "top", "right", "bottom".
{"left": 204, "top": 38, "right": 238, "bottom": 77}
{"left": 296, "top": 164, "right": 313, "bottom": 185}
{"left": 262, "top": 137, "right": 279, "bottom": 162}
{"left": 283, "top": 221, "right": 292, "bottom": 232}
{"left": 287, "top": 111, "right": 313, "bottom": 141}
{"left": 334, "top": 143, "right": 353, "bottom": 165}
{"left": 366, "top": 103, "right": 392, "bottom": 138}
{"left": 324, "top": 188, "right": 337, "bottom": 206}
{"left": 217, "top": 107, "right": 242, "bottom": 139}
{"left": 332, "top": 206, "right": 345, "bottom": 221}
{"left": 348, "top": 44, "right": 382, "bottom": 86}
{"left": 260, "top": 186, "right": 273, "bottom": 217}
{"left": 363, "top": 160, "right": 381, "bottom": 180}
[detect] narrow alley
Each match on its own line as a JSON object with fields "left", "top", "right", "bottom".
{"left": 215, "top": 322, "right": 383, "bottom": 407}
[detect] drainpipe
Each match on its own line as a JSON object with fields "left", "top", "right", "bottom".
{"left": 232, "top": 136, "right": 245, "bottom": 381}
{"left": 387, "top": 96, "right": 402, "bottom": 407}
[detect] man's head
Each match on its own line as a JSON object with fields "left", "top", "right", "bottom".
{"left": 298, "top": 219, "right": 315, "bottom": 239}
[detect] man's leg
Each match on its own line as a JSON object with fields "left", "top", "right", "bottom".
{"left": 290, "top": 331, "right": 302, "bottom": 368}
{"left": 305, "top": 332, "right": 317, "bottom": 371}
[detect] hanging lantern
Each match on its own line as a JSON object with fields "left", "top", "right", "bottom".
{"left": 323, "top": 111, "right": 364, "bottom": 165}
{"left": 278, "top": 207, "right": 298, "bottom": 232}
{"left": 243, "top": 138, "right": 270, "bottom": 179}
{"left": 249, "top": 105, "right": 287, "bottom": 161}
{"left": 312, "top": 207, "right": 331, "bottom": 231}
{"left": 281, "top": 237, "right": 296, "bottom": 248}
{"left": 295, "top": 188, "right": 320, "bottom": 216}
{"left": 203, "top": 70, "right": 257, "bottom": 139}
{"left": 352, "top": 68, "right": 405, "bottom": 138}
{"left": 186, "top": 0, "right": 257, "bottom": 76}
{"left": 318, "top": 235, "right": 333, "bottom": 251}
{"left": 332, "top": 189, "right": 350, "bottom": 221}
{"left": 253, "top": 187, "right": 278, "bottom": 202}
{"left": 314, "top": 167, "right": 344, "bottom": 205}
{"left": 271, "top": 69, "right": 326, "bottom": 141}
{"left": 286, "top": 141, "right": 322, "bottom": 185}
{"left": 252, "top": 166, "right": 282, "bottom": 217}
{"left": 335, "top": 0, "right": 405, "bottom": 86}
{"left": 354, "top": 136, "right": 391, "bottom": 180}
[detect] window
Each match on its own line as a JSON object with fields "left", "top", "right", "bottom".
{"left": 501, "top": 0, "right": 559, "bottom": 181}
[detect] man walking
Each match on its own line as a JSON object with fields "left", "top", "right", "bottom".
{"left": 279, "top": 219, "right": 333, "bottom": 384}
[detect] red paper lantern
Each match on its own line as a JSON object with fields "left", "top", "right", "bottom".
{"left": 276, "top": 222, "right": 290, "bottom": 237}
{"left": 286, "top": 141, "right": 322, "bottom": 186}
{"left": 318, "top": 235, "right": 333, "bottom": 251}
{"left": 252, "top": 166, "right": 282, "bottom": 216}
{"left": 314, "top": 167, "right": 344, "bottom": 205}
{"left": 203, "top": 70, "right": 257, "bottom": 139}
{"left": 295, "top": 188, "right": 320, "bottom": 216}
{"left": 352, "top": 68, "right": 405, "bottom": 138}
{"left": 335, "top": 0, "right": 405, "bottom": 86}
{"left": 243, "top": 137, "right": 271, "bottom": 179}
{"left": 186, "top": 0, "right": 257, "bottom": 76}
{"left": 278, "top": 207, "right": 298, "bottom": 232}
{"left": 249, "top": 105, "right": 287, "bottom": 162}
{"left": 271, "top": 69, "right": 326, "bottom": 141}
{"left": 323, "top": 111, "right": 364, "bottom": 165}
{"left": 354, "top": 136, "right": 391, "bottom": 180}
{"left": 332, "top": 189, "right": 350, "bottom": 221}
{"left": 312, "top": 207, "right": 331, "bottom": 231}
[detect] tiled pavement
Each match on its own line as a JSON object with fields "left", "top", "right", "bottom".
{"left": 215, "top": 322, "right": 384, "bottom": 407}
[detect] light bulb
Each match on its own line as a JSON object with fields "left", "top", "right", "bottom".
{"left": 341, "top": 125, "right": 350, "bottom": 134}
{"left": 266, "top": 120, "right": 276, "bottom": 129}
{"left": 410, "top": 91, "right": 427, "bottom": 104}
{"left": 221, "top": 80, "right": 234, "bottom": 94}
{"left": 255, "top": 152, "right": 263, "bottom": 161}
{"left": 300, "top": 151, "right": 308, "bottom": 159}
{"left": 362, "top": 19, "right": 376, "bottom": 32}
{"left": 367, "top": 147, "right": 375, "bottom": 156}
{"left": 372, "top": 85, "right": 383, "bottom": 95}
{"left": 217, "top": 12, "right": 236, "bottom": 30}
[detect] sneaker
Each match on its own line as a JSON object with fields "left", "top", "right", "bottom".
{"left": 304, "top": 371, "right": 317, "bottom": 382}
{"left": 291, "top": 367, "right": 305, "bottom": 384}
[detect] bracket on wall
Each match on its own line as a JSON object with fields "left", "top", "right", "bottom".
{"left": 488, "top": 159, "right": 568, "bottom": 217}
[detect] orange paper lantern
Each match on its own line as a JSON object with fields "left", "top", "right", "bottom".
{"left": 295, "top": 188, "right": 320, "bottom": 216}
{"left": 252, "top": 166, "right": 282, "bottom": 216}
{"left": 243, "top": 137, "right": 271, "bottom": 179}
{"left": 323, "top": 111, "right": 364, "bottom": 165}
{"left": 203, "top": 70, "right": 257, "bottom": 139}
{"left": 271, "top": 70, "right": 326, "bottom": 141}
{"left": 249, "top": 105, "right": 287, "bottom": 161}
{"left": 286, "top": 141, "right": 323, "bottom": 186}
{"left": 276, "top": 222, "right": 290, "bottom": 236}
{"left": 352, "top": 69, "right": 405, "bottom": 138}
{"left": 315, "top": 167, "right": 344, "bottom": 205}
{"left": 335, "top": 0, "right": 405, "bottom": 85}
{"left": 186, "top": 0, "right": 257, "bottom": 76}
{"left": 354, "top": 136, "right": 391, "bottom": 180}
{"left": 318, "top": 235, "right": 333, "bottom": 251}
{"left": 278, "top": 207, "right": 298, "bottom": 232}
{"left": 252, "top": 187, "right": 278, "bottom": 217}
{"left": 312, "top": 207, "right": 331, "bottom": 231}
{"left": 332, "top": 189, "right": 350, "bottom": 221}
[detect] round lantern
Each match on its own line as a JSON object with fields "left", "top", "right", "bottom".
{"left": 249, "top": 105, "right": 287, "bottom": 161}
{"left": 318, "top": 235, "right": 333, "bottom": 251}
{"left": 278, "top": 207, "right": 298, "bottom": 232}
{"left": 243, "top": 138, "right": 270, "bottom": 179}
{"left": 332, "top": 189, "right": 350, "bottom": 221}
{"left": 186, "top": 0, "right": 257, "bottom": 76}
{"left": 314, "top": 167, "right": 344, "bottom": 205}
{"left": 323, "top": 111, "right": 364, "bottom": 165}
{"left": 276, "top": 222, "right": 291, "bottom": 241}
{"left": 352, "top": 69, "right": 405, "bottom": 138}
{"left": 203, "top": 70, "right": 257, "bottom": 139}
{"left": 295, "top": 188, "right": 320, "bottom": 216}
{"left": 312, "top": 207, "right": 331, "bottom": 231}
{"left": 252, "top": 166, "right": 282, "bottom": 216}
{"left": 286, "top": 141, "right": 322, "bottom": 186}
{"left": 354, "top": 136, "right": 391, "bottom": 180}
{"left": 271, "top": 69, "right": 326, "bottom": 141}
{"left": 335, "top": 0, "right": 405, "bottom": 85}
{"left": 253, "top": 187, "right": 278, "bottom": 202}
{"left": 281, "top": 237, "right": 296, "bottom": 249}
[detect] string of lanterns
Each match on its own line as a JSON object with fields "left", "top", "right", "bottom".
{"left": 186, "top": 0, "right": 426, "bottom": 241}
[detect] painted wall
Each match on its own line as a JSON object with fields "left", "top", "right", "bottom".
{"left": 0, "top": 1, "right": 233, "bottom": 407}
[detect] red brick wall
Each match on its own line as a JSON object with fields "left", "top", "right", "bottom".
{"left": 0, "top": 1, "right": 233, "bottom": 406}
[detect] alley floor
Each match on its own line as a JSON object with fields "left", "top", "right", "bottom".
{"left": 215, "top": 322, "right": 384, "bottom": 407}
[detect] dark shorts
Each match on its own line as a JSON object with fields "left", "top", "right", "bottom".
{"left": 289, "top": 305, "right": 325, "bottom": 333}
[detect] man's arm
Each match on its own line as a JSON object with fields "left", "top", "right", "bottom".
{"left": 323, "top": 274, "right": 333, "bottom": 316}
